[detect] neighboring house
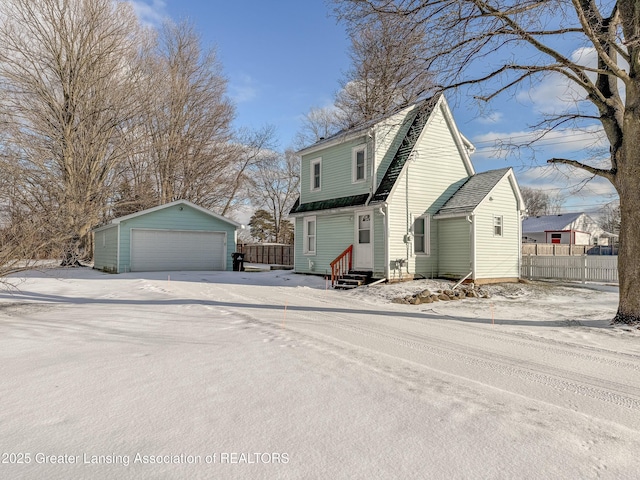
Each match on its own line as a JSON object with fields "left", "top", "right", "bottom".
{"left": 522, "top": 212, "right": 614, "bottom": 246}
{"left": 93, "top": 199, "right": 240, "bottom": 273}
{"left": 289, "top": 95, "right": 525, "bottom": 285}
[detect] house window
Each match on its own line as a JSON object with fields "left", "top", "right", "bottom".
{"left": 413, "top": 215, "right": 430, "bottom": 254}
{"left": 551, "top": 233, "right": 561, "bottom": 244}
{"left": 358, "top": 214, "right": 371, "bottom": 244}
{"left": 352, "top": 145, "right": 366, "bottom": 183}
{"left": 493, "top": 215, "right": 503, "bottom": 237}
{"left": 310, "top": 158, "right": 321, "bottom": 191}
{"left": 304, "top": 216, "right": 316, "bottom": 254}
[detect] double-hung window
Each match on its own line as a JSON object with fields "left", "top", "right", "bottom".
{"left": 310, "top": 158, "right": 321, "bottom": 191}
{"left": 413, "top": 215, "right": 430, "bottom": 255}
{"left": 304, "top": 216, "right": 316, "bottom": 254}
{"left": 352, "top": 145, "right": 366, "bottom": 183}
{"left": 493, "top": 215, "right": 503, "bottom": 237}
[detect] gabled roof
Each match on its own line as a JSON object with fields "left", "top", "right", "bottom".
{"left": 370, "top": 97, "right": 439, "bottom": 203}
{"left": 434, "top": 168, "right": 514, "bottom": 218}
{"left": 95, "top": 199, "right": 241, "bottom": 231}
{"left": 290, "top": 97, "right": 440, "bottom": 215}
{"left": 522, "top": 212, "right": 584, "bottom": 233}
{"left": 296, "top": 97, "right": 437, "bottom": 157}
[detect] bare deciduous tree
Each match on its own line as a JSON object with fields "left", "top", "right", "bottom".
{"left": 521, "top": 187, "right": 562, "bottom": 217}
{"left": 249, "top": 149, "right": 300, "bottom": 244}
{"left": 218, "top": 125, "right": 277, "bottom": 216}
{"left": 293, "top": 106, "right": 344, "bottom": 149}
{"left": 138, "top": 20, "right": 236, "bottom": 210}
{"left": 600, "top": 202, "right": 621, "bottom": 237}
{"left": 333, "top": 0, "right": 640, "bottom": 325}
{"left": 0, "top": 0, "right": 146, "bottom": 265}
{"left": 336, "top": 12, "right": 434, "bottom": 126}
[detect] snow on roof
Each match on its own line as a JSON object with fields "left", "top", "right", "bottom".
{"left": 522, "top": 212, "right": 584, "bottom": 233}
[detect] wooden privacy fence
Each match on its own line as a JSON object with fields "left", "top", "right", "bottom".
{"left": 521, "top": 255, "right": 618, "bottom": 283}
{"left": 522, "top": 243, "right": 618, "bottom": 256}
{"left": 237, "top": 244, "right": 293, "bottom": 266}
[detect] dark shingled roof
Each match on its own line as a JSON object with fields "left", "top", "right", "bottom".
{"left": 370, "top": 96, "right": 439, "bottom": 203}
{"left": 290, "top": 95, "right": 440, "bottom": 215}
{"left": 289, "top": 193, "right": 370, "bottom": 215}
{"left": 435, "top": 168, "right": 511, "bottom": 217}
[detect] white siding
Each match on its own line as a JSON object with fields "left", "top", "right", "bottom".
{"left": 387, "top": 103, "right": 471, "bottom": 278}
{"left": 438, "top": 218, "right": 471, "bottom": 277}
{"left": 474, "top": 177, "right": 521, "bottom": 279}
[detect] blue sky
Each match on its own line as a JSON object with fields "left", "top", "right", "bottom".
{"left": 130, "top": 0, "right": 618, "bottom": 216}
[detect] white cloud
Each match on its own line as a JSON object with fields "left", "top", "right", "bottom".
{"left": 516, "top": 45, "right": 627, "bottom": 116}
{"left": 472, "top": 125, "right": 608, "bottom": 162}
{"left": 475, "top": 112, "right": 503, "bottom": 125}
{"left": 515, "top": 163, "right": 618, "bottom": 213}
{"left": 230, "top": 74, "right": 259, "bottom": 103}
{"left": 127, "top": 0, "right": 168, "bottom": 27}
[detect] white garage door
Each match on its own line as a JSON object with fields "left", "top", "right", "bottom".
{"left": 130, "top": 229, "right": 226, "bottom": 272}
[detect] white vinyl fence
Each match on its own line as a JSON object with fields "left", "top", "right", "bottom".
{"left": 521, "top": 255, "right": 618, "bottom": 283}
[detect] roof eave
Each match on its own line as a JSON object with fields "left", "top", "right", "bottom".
{"left": 110, "top": 199, "right": 241, "bottom": 227}
{"left": 289, "top": 204, "right": 365, "bottom": 217}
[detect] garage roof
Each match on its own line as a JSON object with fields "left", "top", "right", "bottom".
{"left": 95, "top": 199, "right": 241, "bottom": 231}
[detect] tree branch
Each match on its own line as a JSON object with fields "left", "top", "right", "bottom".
{"left": 547, "top": 157, "right": 615, "bottom": 182}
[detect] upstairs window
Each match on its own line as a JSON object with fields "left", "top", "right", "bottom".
{"left": 493, "top": 215, "right": 503, "bottom": 237}
{"left": 310, "top": 158, "right": 321, "bottom": 191}
{"left": 352, "top": 145, "right": 366, "bottom": 183}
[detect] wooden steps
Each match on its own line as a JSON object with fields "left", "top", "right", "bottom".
{"left": 334, "top": 271, "right": 373, "bottom": 289}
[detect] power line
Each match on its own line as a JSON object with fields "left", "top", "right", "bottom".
{"left": 471, "top": 130, "right": 604, "bottom": 147}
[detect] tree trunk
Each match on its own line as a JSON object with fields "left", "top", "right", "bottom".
{"left": 60, "top": 235, "right": 85, "bottom": 267}
{"left": 613, "top": 89, "right": 640, "bottom": 324}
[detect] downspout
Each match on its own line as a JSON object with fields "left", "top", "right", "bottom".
{"left": 365, "top": 128, "right": 376, "bottom": 206}
{"left": 466, "top": 214, "right": 475, "bottom": 281}
{"left": 406, "top": 162, "right": 410, "bottom": 274}
{"left": 116, "top": 223, "right": 121, "bottom": 273}
{"left": 518, "top": 209, "right": 524, "bottom": 279}
{"left": 380, "top": 204, "right": 388, "bottom": 280}
{"left": 404, "top": 151, "right": 418, "bottom": 276}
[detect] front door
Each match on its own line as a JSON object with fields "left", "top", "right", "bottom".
{"left": 354, "top": 211, "right": 373, "bottom": 270}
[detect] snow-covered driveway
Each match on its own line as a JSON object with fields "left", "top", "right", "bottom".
{"left": 0, "top": 268, "right": 638, "bottom": 479}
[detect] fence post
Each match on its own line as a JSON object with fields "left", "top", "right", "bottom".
{"left": 581, "top": 254, "right": 587, "bottom": 284}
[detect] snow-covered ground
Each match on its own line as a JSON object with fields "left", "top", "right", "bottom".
{"left": 0, "top": 267, "right": 639, "bottom": 479}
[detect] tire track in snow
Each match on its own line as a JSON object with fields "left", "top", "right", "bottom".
{"left": 190, "top": 283, "right": 640, "bottom": 419}
{"left": 404, "top": 308, "right": 640, "bottom": 372}
{"left": 320, "top": 317, "right": 640, "bottom": 411}
{"left": 258, "top": 291, "right": 640, "bottom": 414}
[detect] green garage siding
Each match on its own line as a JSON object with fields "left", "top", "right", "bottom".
{"left": 438, "top": 218, "right": 471, "bottom": 278}
{"left": 118, "top": 205, "right": 236, "bottom": 273}
{"left": 93, "top": 200, "right": 238, "bottom": 273}
{"left": 93, "top": 225, "right": 118, "bottom": 273}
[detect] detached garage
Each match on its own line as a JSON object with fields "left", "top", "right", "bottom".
{"left": 93, "top": 199, "right": 241, "bottom": 273}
